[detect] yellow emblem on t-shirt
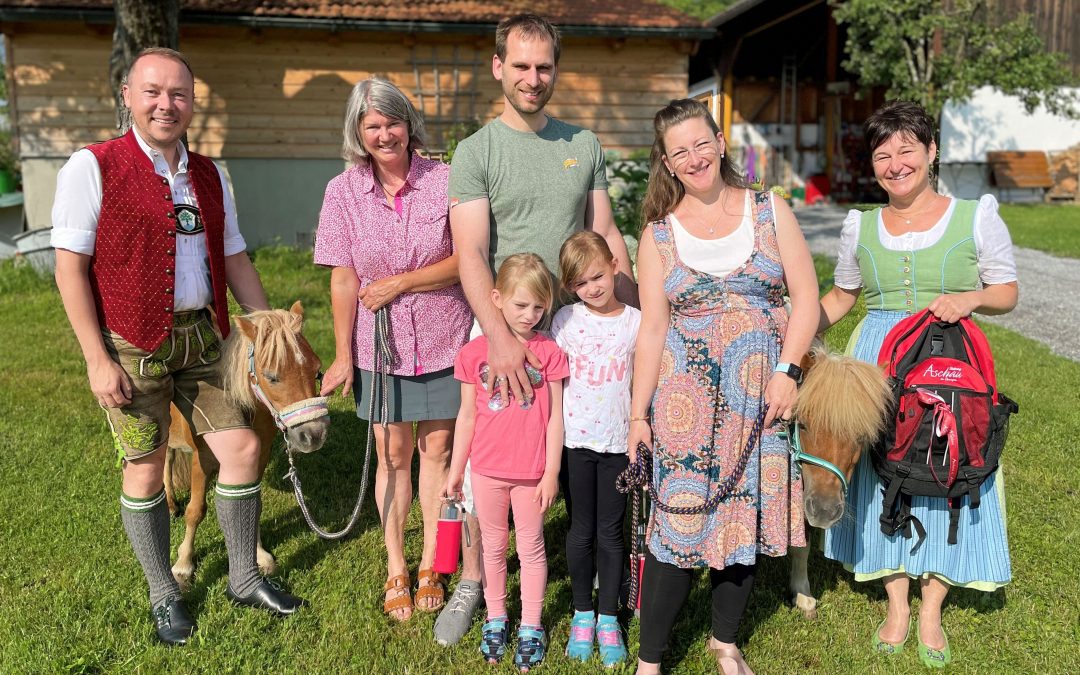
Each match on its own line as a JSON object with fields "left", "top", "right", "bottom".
{"left": 563, "top": 158, "right": 579, "bottom": 170}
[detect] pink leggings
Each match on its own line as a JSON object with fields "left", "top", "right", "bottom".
{"left": 470, "top": 472, "right": 547, "bottom": 626}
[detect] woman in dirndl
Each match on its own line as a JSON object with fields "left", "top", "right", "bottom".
{"left": 820, "top": 100, "right": 1018, "bottom": 668}
{"left": 627, "top": 98, "right": 820, "bottom": 675}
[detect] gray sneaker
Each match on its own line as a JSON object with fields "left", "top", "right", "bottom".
{"left": 434, "top": 579, "right": 483, "bottom": 646}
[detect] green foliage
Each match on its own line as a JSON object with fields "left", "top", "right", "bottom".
{"left": 607, "top": 150, "right": 650, "bottom": 237}
{"left": 442, "top": 119, "right": 482, "bottom": 164}
{"left": 833, "top": 0, "right": 1077, "bottom": 122}
{"left": 0, "top": 60, "right": 18, "bottom": 181}
{"left": 658, "top": 0, "right": 739, "bottom": 20}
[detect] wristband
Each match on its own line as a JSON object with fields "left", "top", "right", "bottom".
{"left": 629, "top": 416, "right": 649, "bottom": 423}
{"left": 774, "top": 362, "right": 804, "bottom": 383}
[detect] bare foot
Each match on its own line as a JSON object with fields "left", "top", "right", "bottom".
{"left": 878, "top": 607, "right": 911, "bottom": 644}
{"left": 383, "top": 575, "right": 413, "bottom": 622}
{"left": 708, "top": 638, "right": 754, "bottom": 675}
{"left": 635, "top": 659, "right": 661, "bottom": 675}
{"left": 918, "top": 610, "right": 946, "bottom": 650}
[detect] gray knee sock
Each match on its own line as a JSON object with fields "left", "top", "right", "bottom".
{"left": 215, "top": 481, "right": 263, "bottom": 597}
{"left": 121, "top": 489, "right": 181, "bottom": 608}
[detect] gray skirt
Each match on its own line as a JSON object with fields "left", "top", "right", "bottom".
{"left": 352, "top": 366, "right": 460, "bottom": 423}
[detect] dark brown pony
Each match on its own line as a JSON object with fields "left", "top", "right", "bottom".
{"left": 164, "top": 302, "right": 329, "bottom": 589}
{"left": 787, "top": 342, "right": 891, "bottom": 618}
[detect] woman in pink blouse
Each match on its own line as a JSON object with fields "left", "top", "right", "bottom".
{"left": 315, "top": 78, "right": 472, "bottom": 621}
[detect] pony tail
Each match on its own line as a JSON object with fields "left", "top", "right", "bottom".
{"left": 641, "top": 140, "right": 682, "bottom": 227}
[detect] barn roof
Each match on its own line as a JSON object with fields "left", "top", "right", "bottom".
{"left": 0, "top": 1, "right": 714, "bottom": 38}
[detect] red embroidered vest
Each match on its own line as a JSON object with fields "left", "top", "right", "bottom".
{"left": 87, "top": 130, "right": 231, "bottom": 351}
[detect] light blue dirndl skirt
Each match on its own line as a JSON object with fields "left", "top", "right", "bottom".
{"left": 822, "top": 310, "right": 1012, "bottom": 590}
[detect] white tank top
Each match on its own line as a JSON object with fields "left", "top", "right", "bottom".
{"left": 669, "top": 191, "right": 754, "bottom": 278}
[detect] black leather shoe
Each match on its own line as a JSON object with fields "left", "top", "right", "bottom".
{"left": 152, "top": 595, "right": 196, "bottom": 646}
{"left": 226, "top": 578, "right": 308, "bottom": 616}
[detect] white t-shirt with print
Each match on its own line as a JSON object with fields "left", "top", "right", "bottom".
{"left": 551, "top": 302, "right": 641, "bottom": 454}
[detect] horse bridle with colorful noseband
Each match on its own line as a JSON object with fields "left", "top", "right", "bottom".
{"left": 779, "top": 418, "right": 850, "bottom": 497}
{"left": 246, "top": 344, "right": 330, "bottom": 433}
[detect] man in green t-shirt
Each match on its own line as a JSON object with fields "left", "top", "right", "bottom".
{"left": 436, "top": 13, "right": 636, "bottom": 647}
{"left": 450, "top": 13, "right": 636, "bottom": 405}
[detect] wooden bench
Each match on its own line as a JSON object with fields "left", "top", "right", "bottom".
{"left": 986, "top": 151, "right": 1052, "bottom": 200}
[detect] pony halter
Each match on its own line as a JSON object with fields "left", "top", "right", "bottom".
{"left": 780, "top": 418, "right": 850, "bottom": 497}
{"left": 246, "top": 344, "right": 329, "bottom": 433}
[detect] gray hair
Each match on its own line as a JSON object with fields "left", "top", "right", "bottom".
{"left": 341, "top": 77, "right": 426, "bottom": 164}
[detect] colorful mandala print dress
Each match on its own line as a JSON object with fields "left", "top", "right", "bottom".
{"left": 647, "top": 191, "right": 806, "bottom": 571}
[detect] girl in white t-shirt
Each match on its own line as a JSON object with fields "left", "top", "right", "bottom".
{"left": 550, "top": 231, "right": 641, "bottom": 667}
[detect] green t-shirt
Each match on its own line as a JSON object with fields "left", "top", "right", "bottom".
{"left": 448, "top": 116, "right": 609, "bottom": 276}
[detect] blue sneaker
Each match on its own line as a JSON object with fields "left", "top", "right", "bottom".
{"left": 514, "top": 624, "right": 547, "bottom": 671}
{"left": 480, "top": 616, "right": 509, "bottom": 664}
{"left": 565, "top": 610, "right": 595, "bottom": 662}
{"left": 597, "top": 614, "right": 628, "bottom": 667}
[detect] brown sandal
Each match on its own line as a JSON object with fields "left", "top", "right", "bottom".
{"left": 414, "top": 569, "right": 446, "bottom": 612}
{"left": 383, "top": 574, "right": 413, "bottom": 621}
{"left": 707, "top": 640, "right": 754, "bottom": 675}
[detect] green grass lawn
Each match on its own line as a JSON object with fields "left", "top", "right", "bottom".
{"left": 1, "top": 249, "right": 1078, "bottom": 673}
{"left": 998, "top": 203, "right": 1080, "bottom": 259}
{"left": 852, "top": 201, "right": 1080, "bottom": 259}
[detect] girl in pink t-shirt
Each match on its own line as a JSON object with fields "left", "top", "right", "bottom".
{"left": 444, "top": 253, "right": 568, "bottom": 671}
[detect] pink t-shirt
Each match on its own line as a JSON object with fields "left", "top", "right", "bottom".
{"left": 454, "top": 334, "right": 569, "bottom": 480}
{"left": 313, "top": 155, "right": 473, "bottom": 375}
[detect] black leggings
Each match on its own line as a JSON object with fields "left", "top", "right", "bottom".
{"left": 637, "top": 549, "right": 756, "bottom": 664}
{"left": 564, "top": 447, "right": 629, "bottom": 615}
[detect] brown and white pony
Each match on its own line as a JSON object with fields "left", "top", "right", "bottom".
{"left": 787, "top": 342, "right": 892, "bottom": 618}
{"left": 164, "top": 302, "right": 329, "bottom": 590}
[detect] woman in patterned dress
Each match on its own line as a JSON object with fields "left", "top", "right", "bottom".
{"left": 627, "top": 99, "right": 819, "bottom": 675}
{"left": 820, "top": 101, "right": 1018, "bottom": 668}
{"left": 314, "top": 78, "right": 472, "bottom": 621}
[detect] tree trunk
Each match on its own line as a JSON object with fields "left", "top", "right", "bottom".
{"left": 109, "top": 0, "right": 181, "bottom": 131}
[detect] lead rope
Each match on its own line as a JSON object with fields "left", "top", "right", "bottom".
{"left": 616, "top": 409, "right": 766, "bottom": 607}
{"left": 284, "top": 307, "right": 391, "bottom": 540}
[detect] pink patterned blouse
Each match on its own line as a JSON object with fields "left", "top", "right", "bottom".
{"left": 314, "top": 155, "right": 472, "bottom": 376}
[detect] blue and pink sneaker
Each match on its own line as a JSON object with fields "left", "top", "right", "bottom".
{"left": 565, "top": 610, "right": 595, "bottom": 662}
{"left": 596, "top": 614, "right": 628, "bottom": 667}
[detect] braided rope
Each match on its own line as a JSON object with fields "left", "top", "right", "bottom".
{"left": 615, "top": 409, "right": 766, "bottom": 607}
{"left": 283, "top": 307, "right": 390, "bottom": 540}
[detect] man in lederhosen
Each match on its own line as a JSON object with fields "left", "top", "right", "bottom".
{"left": 52, "top": 48, "right": 306, "bottom": 646}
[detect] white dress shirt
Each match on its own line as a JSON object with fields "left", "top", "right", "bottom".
{"left": 51, "top": 129, "right": 247, "bottom": 311}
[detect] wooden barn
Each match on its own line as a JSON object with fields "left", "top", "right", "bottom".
{"left": 688, "top": 0, "right": 1078, "bottom": 204}
{"left": 0, "top": 1, "right": 709, "bottom": 246}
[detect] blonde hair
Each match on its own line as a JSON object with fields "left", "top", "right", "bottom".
{"left": 558, "top": 231, "right": 613, "bottom": 299}
{"left": 794, "top": 341, "right": 892, "bottom": 450}
{"left": 495, "top": 253, "right": 554, "bottom": 310}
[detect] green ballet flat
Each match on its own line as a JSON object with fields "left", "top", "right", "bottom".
{"left": 918, "top": 627, "right": 952, "bottom": 668}
{"left": 872, "top": 617, "right": 910, "bottom": 655}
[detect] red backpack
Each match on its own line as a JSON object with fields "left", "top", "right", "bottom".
{"left": 871, "top": 310, "right": 1018, "bottom": 548}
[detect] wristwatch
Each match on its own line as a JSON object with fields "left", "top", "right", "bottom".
{"left": 774, "top": 362, "right": 803, "bottom": 383}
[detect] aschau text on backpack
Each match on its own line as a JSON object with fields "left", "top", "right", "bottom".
{"left": 872, "top": 309, "right": 1018, "bottom": 549}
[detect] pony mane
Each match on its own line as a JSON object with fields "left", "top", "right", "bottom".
{"left": 222, "top": 308, "right": 305, "bottom": 411}
{"left": 794, "top": 341, "right": 891, "bottom": 448}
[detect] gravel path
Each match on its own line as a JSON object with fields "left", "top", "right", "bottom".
{"left": 794, "top": 205, "right": 1080, "bottom": 362}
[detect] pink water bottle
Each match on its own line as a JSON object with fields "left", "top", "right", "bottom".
{"left": 433, "top": 500, "right": 466, "bottom": 574}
